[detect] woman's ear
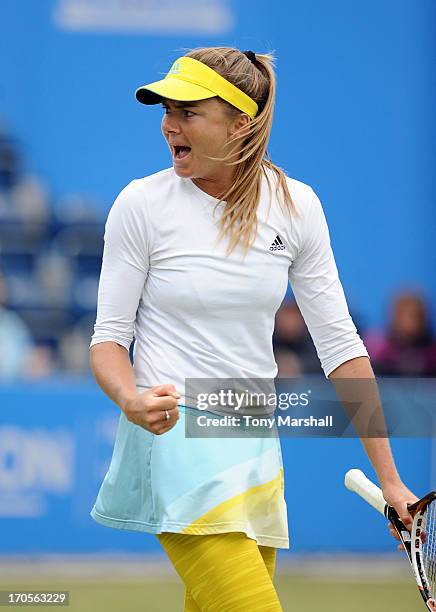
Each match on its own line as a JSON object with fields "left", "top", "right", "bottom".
{"left": 228, "top": 113, "right": 251, "bottom": 139}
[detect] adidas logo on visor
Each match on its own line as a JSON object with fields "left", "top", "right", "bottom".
{"left": 269, "top": 235, "right": 285, "bottom": 251}
{"left": 168, "top": 61, "right": 181, "bottom": 75}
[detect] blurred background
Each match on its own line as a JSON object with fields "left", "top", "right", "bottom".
{"left": 0, "top": 0, "right": 435, "bottom": 610}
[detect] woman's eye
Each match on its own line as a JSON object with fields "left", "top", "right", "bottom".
{"left": 161, "top": 106, "right": 194, "bottom": 117}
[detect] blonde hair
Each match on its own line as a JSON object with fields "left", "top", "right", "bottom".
{"left": 183, "top": 46, "right": 297, "bottom": 255}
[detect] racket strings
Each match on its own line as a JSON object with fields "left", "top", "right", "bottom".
{"left": 423, "top": 500, "right": 436, "bottom": 598}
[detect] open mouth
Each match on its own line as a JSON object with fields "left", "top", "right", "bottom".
{"left": 173, "top": 145, "right": 192, "bottom": 160}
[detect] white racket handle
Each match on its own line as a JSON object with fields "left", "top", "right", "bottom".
{"left": 344, "top": 469, "right": 387, "bottom": 515}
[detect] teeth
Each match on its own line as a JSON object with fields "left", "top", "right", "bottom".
{"left": 174, "top": 146, "right": 191, "bottom": 159}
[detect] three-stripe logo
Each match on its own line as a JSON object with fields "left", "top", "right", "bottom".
{"left": 269, "top": 235, "right": 285, "bottom": 251}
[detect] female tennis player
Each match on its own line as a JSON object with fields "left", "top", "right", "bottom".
{"left": 89, "top": 47, "right": 418, "bottom": 611}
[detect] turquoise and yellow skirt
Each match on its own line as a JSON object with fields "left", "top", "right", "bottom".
{"left": 91, "top": 404, "right": 289, "bottom": 549}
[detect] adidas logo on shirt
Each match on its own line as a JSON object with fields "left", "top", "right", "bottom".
{"left": 269, "top": 235, "right": 285, "bottom": 251}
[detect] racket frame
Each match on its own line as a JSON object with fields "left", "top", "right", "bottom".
{"left": 345, "top": 469, "right": 436, "bottom": 611}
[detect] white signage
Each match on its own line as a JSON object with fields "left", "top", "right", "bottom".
{"left": 0, "top": 426, "right": 74, "bottom": 517}
{"left": 54, "top": 0, "right": 234, "bottom": 34}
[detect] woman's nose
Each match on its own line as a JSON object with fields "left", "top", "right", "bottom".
{"left": 163, "top": 114, "right": 181, "bottom": 134}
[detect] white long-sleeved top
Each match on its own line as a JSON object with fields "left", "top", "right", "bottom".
{"left": 89, "top": 166, "right": 368, "bottom": 401}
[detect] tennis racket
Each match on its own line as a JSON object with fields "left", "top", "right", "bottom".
{"left": 345, "top": 468, "right": 436, "bottom": 611}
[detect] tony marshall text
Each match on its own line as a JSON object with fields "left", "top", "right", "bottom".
{"left": 196, "top": 415, "right": 333, "bottom": 428}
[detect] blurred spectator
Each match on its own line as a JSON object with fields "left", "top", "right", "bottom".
{"left": 34, "top": 250, "right": 74, "bottom": 307}
{"left": 58, "top": 311, "right": 95, "bottom": 375}
{"left": 273, "top": 300, "right": 321, "bottom": 375}
{"left": 59, "top": 328, "right": 92, "bottom": 375}
{"left": 0, "top": 119, "right": 103, "bottom": 378}
{"left": 9, "top": 174, "right": 50, "bottom": 223}
{"left": 364, "top": 291, "right": 436, "bottom": 376}
{"left": 0, "top": 122, "right": 21, "bottom": 190}
{"left": 0, "top": 268, "right": 34, "bottom": 377}
{"left": 274, "top": 347, "right": 303, "bottom": 378}
{"left": 56, "top": 193, "right": 105, "bottom": 223}
{"left": 0, "top": 269, "right": 55, "bottom": 378}
{"left": 23, "top": 345, "right": 56, "bottom": 379}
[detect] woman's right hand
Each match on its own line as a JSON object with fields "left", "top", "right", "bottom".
{"left": 123, "top": 384, "right": 181, "bottom": 435}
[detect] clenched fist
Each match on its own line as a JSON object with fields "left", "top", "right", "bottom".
{"left": 123, "top": 384, "right": 181, "bottom": 435}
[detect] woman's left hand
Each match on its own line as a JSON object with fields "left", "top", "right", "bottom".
{"left": 382, "top": 480, "right": 419, "bottom": 549}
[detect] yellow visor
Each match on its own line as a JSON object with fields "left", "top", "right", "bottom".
{"left": 135, "top": 56, "right": 258, "bottom": 119}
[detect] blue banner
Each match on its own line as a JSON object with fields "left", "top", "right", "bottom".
{"left": 0, "top": 379, "right": 432, "bottom": 553}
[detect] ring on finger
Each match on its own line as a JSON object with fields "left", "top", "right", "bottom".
{"left": 164, "top": 410, "right": 170, "bottom": 421}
